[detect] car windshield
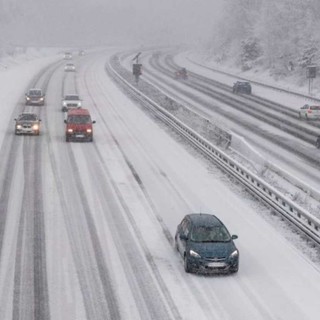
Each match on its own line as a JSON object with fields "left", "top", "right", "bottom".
{"left": 29, "top": 90, "right": 41, "bottom": 96}
{"left": 65, "top": 95, "right": 79, "bottom": 100}
{"left": 68, "top": 115, "right": 91, "bottom": 124}
{"left": 19, "top": 114, "right": 37, "bottom": 121}
{"left": 190, "top": 225, "right": 231, "bottom": 242}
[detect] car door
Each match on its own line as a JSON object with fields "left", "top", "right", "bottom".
{"left": 177, "top": 218, "right": 191, "bottom": 256}
{"left": 313, "top": 106, "right": 320, "bottom": 118}
{"left": 299, "top": 104, "right": 309, "bottom": 118}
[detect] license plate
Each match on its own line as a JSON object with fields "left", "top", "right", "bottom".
{"left": 207, "top": 262, "right": 225, "bottom": 268}
{"left": 76, "top": 134, "right": 84, "bottom": 138}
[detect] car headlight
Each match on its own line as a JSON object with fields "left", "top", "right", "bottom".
{"left": 32, "top": 124, "right": 39, "bottom": 130}
{"left": 67, "top": 128, "right": 73, "bottom": 133}
{"left": 16, "top": 125, "right": 22, "bottom": 129}
{"left": 189, "top": 250, "right": 201, "bottom": 258}
{"left": 86, "top": 128, "right": 92, "bottom": 133}
{"left": 40, "top": 97, "right": 44, "bottom": 101}
{"left": 26, "top": 97, "right": 30, "bottom": 100}
{"left": 63, "top": 102, "right": 67, "bottom": 106}
{"left": 229, "top": 250, "right": 239, "bottom": 259}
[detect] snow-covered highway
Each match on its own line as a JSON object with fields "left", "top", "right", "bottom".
{"left": 0, "top": 49, "right": 320, "bottom": 320}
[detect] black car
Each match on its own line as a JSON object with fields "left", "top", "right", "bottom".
{"left": 175, "top": 213, "right": 239, "bottom": 274}
{"left": 232, "top": 81, "right": 252, "bottom": 94}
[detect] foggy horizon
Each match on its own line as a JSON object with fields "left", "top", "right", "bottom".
{"left": 0, "top": 0, "right": 223, "bottom": 47}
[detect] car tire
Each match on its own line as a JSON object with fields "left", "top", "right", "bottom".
{"left": 305, "top": 114, "right": 309, "bottom": 120}
{"left": 184, "top": 255, "right": 192, "bottom": 273}
{"left": 174, "top": 236, "right": 179, "bottom": 251}
{"left": 230, "top": 265, "right": 239, "bottom": 274}
{"left": 298, "top": 112, "right": 302, "bottom": 119}
{"left": 66, "top": 136, "right": 70, "bottom": 142}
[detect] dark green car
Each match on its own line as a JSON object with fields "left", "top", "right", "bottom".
{"left": 175, "top": 213, "right": 239, "bottom": 274}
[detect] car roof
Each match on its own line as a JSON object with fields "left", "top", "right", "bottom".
{"left": 64, "top": 94, "right": 79, "bottom": 98}
{"left": 187, "top": 213, "right": 223, "bottom": 227}
{"left": 20, "top": 112, "right": 37, "bottom": 116}
{"left": 67, "top": 108, "right": 90, "bottom": 115}
{"left": 28, "top": 88, "right": 42, "bottom": 91}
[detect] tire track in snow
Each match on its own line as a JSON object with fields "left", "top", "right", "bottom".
{"left": 78, "top": 56, "right": 183, "bottom": 319}
{"left": 42, "top": 70, "right": 121, "bottom": 319}
{"left": 12, "top": 136, "right": 50, "bottom": 320}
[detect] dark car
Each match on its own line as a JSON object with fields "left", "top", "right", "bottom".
{"left": 174, "top": 67, "right": 188, "bottom": 80}
{"left": 232, "top": 81, "right": 252, "bottom": 94}
{"left": 25, "top": 88, "right": 45, "bottom": 106}
{"left": 175, "top": 213, "right": 239, "bottom": 274}
{"left": 14, "top": 112, "right": 41, "bottom": 135}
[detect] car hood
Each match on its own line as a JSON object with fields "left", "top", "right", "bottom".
{"left": 188, "top": 241, "right": 236, "bottom": 258}
{"left": 67, "top": 124, "right": 91, "bottom": 130}
{"left": 16, "top": 120, "right": 38, "bottom": 124}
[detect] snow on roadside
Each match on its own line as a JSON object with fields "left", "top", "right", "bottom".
{"left": 166, "top": 51, "right": 320, "bottom": 219}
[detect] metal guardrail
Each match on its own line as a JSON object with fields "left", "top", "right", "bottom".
{"left": 108, "top": 58, "right": 320, "bottom": 245}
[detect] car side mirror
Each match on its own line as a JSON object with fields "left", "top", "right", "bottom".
{"left": 180, "top": 234, "right": 188, "bottom": 241}
{"left": 231, "top": 235, "right": 238, "bottom": 240}
{"left": 92, "top": 120, "right": 96, "bottom": 124}
{"left": 64, "top": 120, "right": 67, "bottom": 123}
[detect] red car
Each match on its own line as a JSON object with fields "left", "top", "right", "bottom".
{"left": 64, "top": 108, "right": 96, "bottom": 142}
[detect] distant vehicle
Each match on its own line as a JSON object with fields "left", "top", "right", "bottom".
{"left": 25, "top": 88, "right": 45, "bottom": 106}
{"left": 232, "top": 81, "right": 252, "bottom": 94}
{"left": 175, "top": 213, "right": 239, "bottom": 274}
{"left": 14, "top": 112, "right": 41, "bottom": 135}
{"left": 64, "top": 108, "right": 96, "bottom": 142}
{"left": 64, "top": 63, "right": 76, "bottom": 72}
{"left": 174, "top": 67, "right": 188, "bottom": 80}
{"left": 78, "top": 50, "right": 85, "bottom": 56}
{"left": 61, "top": 94, "right": 82, "bottom": 112}
{"left": 316, "top": 136, "right": 320, "bottom": 149}
{"left": 298, "top": 104, "right": 320, "bottom": 120}
{"left": 64, "top": 52, "right": 72, "bottom": 60}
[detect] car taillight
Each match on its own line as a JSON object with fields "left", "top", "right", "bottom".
{"left": 308, "top": 109, "right": 312, "bottom": 113}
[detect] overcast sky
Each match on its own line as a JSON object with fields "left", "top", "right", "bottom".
{"left": 1, "top": 0, "right": 223, "bottom": 47}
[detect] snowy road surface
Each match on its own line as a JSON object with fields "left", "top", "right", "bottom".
{"left": 0, "top": 49, "right": 320, "bottom": 319}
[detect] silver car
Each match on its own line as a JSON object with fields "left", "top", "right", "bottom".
{"left": 61, "top": 94, "right": 82, "bottom": 112}
{"left": 15, "top": 112, "right": 41, "bottom": 135}
{"left": 64, "top": 63, "right": 76, "bottom": 72}
{"left": 299, "top": 104, "right": 320, "bottom": 120}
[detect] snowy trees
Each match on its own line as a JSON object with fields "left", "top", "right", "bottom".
{"left": 210, "top": 0, "right": 320, "bottom": 78}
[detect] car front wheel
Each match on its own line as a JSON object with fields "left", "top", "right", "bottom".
{"left": 184, "top": 255, "right": 192, "bottom": 273}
